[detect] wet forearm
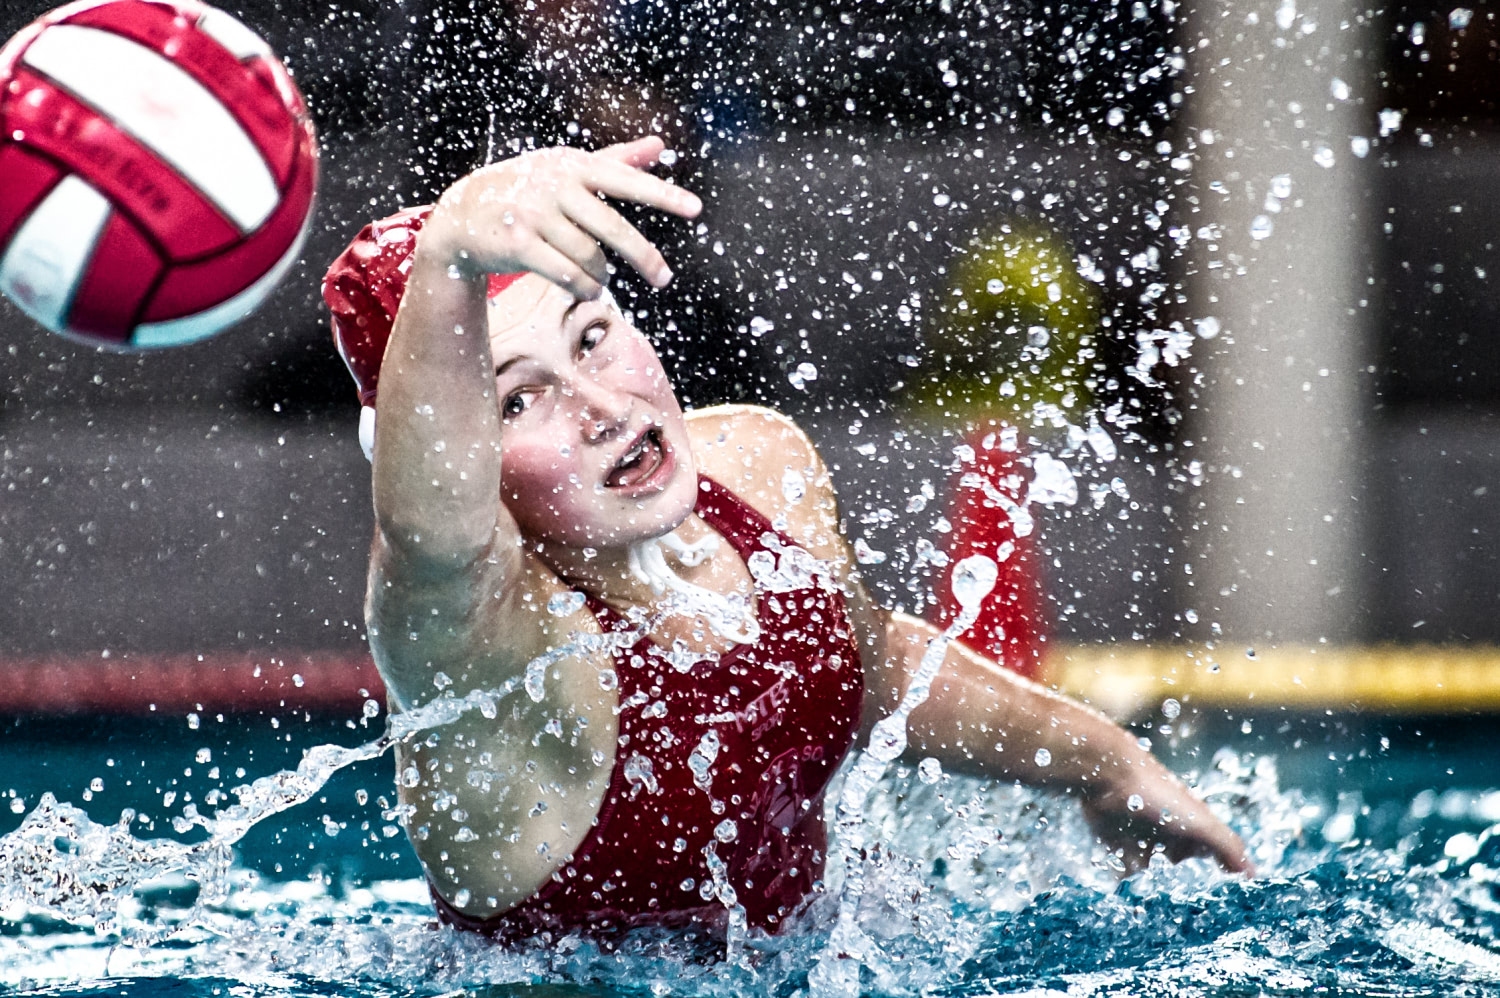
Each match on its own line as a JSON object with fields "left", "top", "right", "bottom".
{"left": 887, "top": 612, "right": 1143, "bottom": 794}
{"left": 371, "top": 231, "right": 508, "bottom": 571}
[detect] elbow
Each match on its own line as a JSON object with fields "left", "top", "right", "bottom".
{"left": 373, "top": 512, "right": 504, "bottom": 583}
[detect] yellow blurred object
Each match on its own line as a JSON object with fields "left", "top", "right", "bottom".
{"left": 1045, "top": 643, "right": 1500, "bottom": 718}
{"left": 906, "top": 220, "right": 1101, "bottom": 422}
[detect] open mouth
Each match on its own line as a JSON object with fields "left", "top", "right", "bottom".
{"left": 605, "top": 426, "right": 669, "bottom": 490}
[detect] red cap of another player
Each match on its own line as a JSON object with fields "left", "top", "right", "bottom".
{"left": 323, "top": 204, "right": 523, "bottom": 408}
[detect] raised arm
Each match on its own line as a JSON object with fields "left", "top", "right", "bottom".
{"left": 363, "top": 138, "right": 702, "bottom": 707}
{"left": 372, "top": 137, "right": 696, "bottom": 574}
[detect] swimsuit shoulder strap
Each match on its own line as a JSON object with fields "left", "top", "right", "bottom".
{"left": 692, "top": 474, "right": 776, "bottom": 558}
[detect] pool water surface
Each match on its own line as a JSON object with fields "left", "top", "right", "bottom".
{"left": 2, "top": 709, "right": 1499, "bottom": 998}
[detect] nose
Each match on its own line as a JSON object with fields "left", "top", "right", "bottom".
{"left": 576, "top": 380, "right": 631, "bottom": 444}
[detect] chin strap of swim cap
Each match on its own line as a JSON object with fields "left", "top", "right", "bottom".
{"left": 627, "top": 530, "right": 758, "bottom": 645}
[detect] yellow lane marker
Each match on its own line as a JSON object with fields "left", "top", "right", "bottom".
{"left": 1043, "top": 644, "right": 1500, "bottom": 717}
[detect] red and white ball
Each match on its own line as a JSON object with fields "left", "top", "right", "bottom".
{"left": 0, "top": 0, "right": 317, "bottom": 348}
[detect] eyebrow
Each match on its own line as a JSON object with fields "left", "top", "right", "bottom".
{"left": 493, "top": 298, "right": 593, "bottom": 377}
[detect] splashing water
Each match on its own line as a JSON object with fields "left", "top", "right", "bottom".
{"left": 4, "top": 709, "right": 1500, "bottom": 998}
{"left": 809, "top": 554, "right": 999, "bottom": 998}
{"left": 0, "top": 678, "right": 529, "bottom": 947}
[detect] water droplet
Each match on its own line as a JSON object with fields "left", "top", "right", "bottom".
{"left": 749, "top": 316, "right": 774, "bottom": 338}
{"left": 1330, "top": 77, "right": 1350, "bottom": 101}
{"left": 1351, "top": 136, "right": 1371, "bottom": 158}
{"left": 714, "top": 819, "right": 738, "bottom": 843}
{"left": 9, "top": 798, "right": 24, "bottom": 814}
{"left": 1086, "top": 421, "right": 1118, "bottom": 463}
{"left": 1313, "top": 144, "right": 1335, "bottom": 169}
{"left": 788, "top": 362, "right": 818, "bottom": 390}
{"left": 1269, "top": 174, "right": 1292, "bottom": 199}
{"left": 1126, "top": 793, "right": 1145, "bottom": 812}
{"left": 917, "top": 757, "right": 943, "bottom": 784}
{"left": 689, "top": 730, "right": 721, "bottom": 792}
{"left": 1034, "top": 748, "right": 1052, "bottom": 768}
{"left": 1450, "top": 7, "right": 1473, "bottom": 30}
{"left": 1106, "top": 107, "right": 1125, "bottom": 127}
{"left": 854, "top": 538, "right": 887, "bottom": 565}
{"left": 781, "top": 468, "right": 806, "bottom": 503}
{"left": 1195, "top": 316, "right": 1221, "bottom": 339}
{"left": 547, "top": 591, "right": 586, "bottom": 617}
{"left": 1028, "top": 454, "right": 1079, "bottom": 507}
{"left": 623, "top": 754, "right": 659, "bottom": 794}
{"left": 1379, "top": 108, "right": 1404, "bottom": 137}
{"left": 950, "top": 555, "right": 999, "bottom": 609}
{"left": 933, "top": 192, "right": 951, "bottom": 207}
{"left": 1250, "top": 215, "right": 1274, "bottom": 241}
{"left": 1162, "top": 698, "right": 1181, "bottom": 720}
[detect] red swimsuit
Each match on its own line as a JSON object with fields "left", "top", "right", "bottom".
{"left": 434, "top": 476, "right": 865, "bottom": 939}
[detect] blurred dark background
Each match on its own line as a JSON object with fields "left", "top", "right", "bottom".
{"left": 0, "top": 0, "right": 1495, "bottom": 659}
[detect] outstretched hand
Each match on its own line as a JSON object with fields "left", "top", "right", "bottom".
{"left": 421, "top": 136, "right": 702, "bottom": 299}
{"left": 1081, "top": 761, "right": 1254, "bottom": 876}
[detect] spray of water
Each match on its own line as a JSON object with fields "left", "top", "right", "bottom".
{"left": 0, "top": 678, "right": 533, "bottom": 946}
{"left": 809, "top": 553, "right": 999, "bottom": 998}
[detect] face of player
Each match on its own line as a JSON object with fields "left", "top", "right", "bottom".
{"left": 488, "top": 276, "right": 697, "bottom": 551}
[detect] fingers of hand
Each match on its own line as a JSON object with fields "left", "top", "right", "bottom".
{"left": 563, "top": 190, "right": 672, "bottom": 288}
{"left": 520, "top": 240, "right": 604, "bottom": 301}
{"left": 598, "top": 135, "right": 666, "bottom": 169}
{"left": 588, "top": 156, "right": 703, "bottom": 219}
{"left": 538, "top": 216, "right": 610, "bottom": 289}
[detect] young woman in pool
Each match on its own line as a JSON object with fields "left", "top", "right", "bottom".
{"left": 323, "top": 136, "right": 1251, "bottom": 939}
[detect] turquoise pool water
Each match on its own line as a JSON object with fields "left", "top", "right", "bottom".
{"left": 3, "top": 708, "right": 1500, "bottom": 997}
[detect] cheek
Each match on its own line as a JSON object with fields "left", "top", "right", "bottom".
{"left": 499, "top": 433, "right": 578, "bottom": 506}
{"left": 610, "top": 341, "right": 675, "bottom": 402}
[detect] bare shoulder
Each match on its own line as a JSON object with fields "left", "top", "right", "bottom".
{"left": 685, "top": 405, "right": 843, "bottom": 557}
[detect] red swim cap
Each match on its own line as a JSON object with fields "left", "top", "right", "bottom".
{"left": 322, "top": 205, "right": 523, "bottom": 407}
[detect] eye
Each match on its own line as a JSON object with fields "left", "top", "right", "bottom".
{"left": 579, "top": 320, "right": 608, "bottom": 355}
{"left": 501, "top": 389, "right": 537, "bottom": 419}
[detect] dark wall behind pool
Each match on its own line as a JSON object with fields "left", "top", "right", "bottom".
{"left": 0, "top": 0, "right": 1496, "bottom": 656}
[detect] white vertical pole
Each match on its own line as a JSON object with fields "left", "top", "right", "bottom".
{"left": 1181, "top": 0, "right": 1374, "bottom": 645}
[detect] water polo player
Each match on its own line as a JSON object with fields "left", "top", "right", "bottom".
{"left": 322, "top": 136, "right": 1251, "bottom": 939}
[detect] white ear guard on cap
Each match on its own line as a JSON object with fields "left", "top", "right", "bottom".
{"left": 358, "top": 286, "right": 622, "bottom": 463}
{"left": 359, "top": 405, "right": 377, "bottom": 462}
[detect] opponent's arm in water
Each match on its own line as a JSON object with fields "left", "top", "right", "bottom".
{"left": 365, "top": 138, "right": 703, "bottom": 913}
{"left": 707, "top": 410, "right": 1250, "bottom": 876}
